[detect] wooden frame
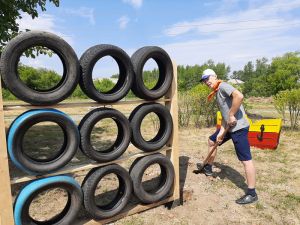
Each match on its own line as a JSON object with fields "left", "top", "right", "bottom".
{"left": 0, "top": 61, "right": 179, "bottom": 225}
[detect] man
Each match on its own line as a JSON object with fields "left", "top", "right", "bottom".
{"left": 200, "top": 68, "right": 258, "bottom": 205}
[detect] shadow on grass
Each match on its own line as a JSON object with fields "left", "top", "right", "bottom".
{"left": 196, "top": 161, "right": 247, "bottom": 192}
{"left": 213, "top": 162, "right": 248, "bottom": 192}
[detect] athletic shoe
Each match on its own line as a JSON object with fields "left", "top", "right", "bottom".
{"left": 203, "top": 164, "right": 213, "bottom": 176}
{"left": 235, "top": 194, "right": 258, "bottom": 204}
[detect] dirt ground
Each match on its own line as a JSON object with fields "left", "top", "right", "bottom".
{"left": 113, "top": 127, "right": 300, "bottom": 225}
{"left": 5, "top": 98, "right": 300, "bottom": 225}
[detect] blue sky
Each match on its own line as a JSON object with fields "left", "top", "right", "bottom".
{"left": 18, "top": 0, "right": 300, "bottom": 77}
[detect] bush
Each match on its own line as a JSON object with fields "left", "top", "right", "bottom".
{"left": 189, "top": 84, "right": 218, "bottom": 128}
{"left": 1, "top": 88, "right": 17, "bottom": 101}
{"left": 94, "top": 78, "right": 115, "bottom": 92}
{"left": 18, "top": 66, "right": 61, "bottom": 91}
{"left": 178, "top": 84, "right": 218, "bottom": 128}
{"left": 178, "top": 92, "right": 193, "bottom": 127}
{"left": 70, "top": 85, "right": 88, "bottom": 99}
{"left": 274, "top": 89, "right": 300, "bottom": 129}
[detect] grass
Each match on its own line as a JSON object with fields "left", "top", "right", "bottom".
{"left": 281, "top": 194, "right": 300, "bottom": 210}
{"left": 255, "top": 202, "right": 264, "bottom": 210}
{"left": 122, "top": 216, "right": 145, "bottom": 225}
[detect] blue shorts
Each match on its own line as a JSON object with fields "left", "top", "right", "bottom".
{"left": 209, "top": 127, "right": 251, "bottom": 161}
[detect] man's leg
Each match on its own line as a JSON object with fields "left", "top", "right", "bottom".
{"left": 232, "top": 128, "right": 258, "bottom": 204}
{"left": 242, "top": 159, "right": 256, "bottom": 188}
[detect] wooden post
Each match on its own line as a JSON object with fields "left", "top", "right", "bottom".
{"left": 0, "top": 80, "right": 14, "bottom": 225}
{"left": 165, "top": 61, "right": 180, "bottom": 201}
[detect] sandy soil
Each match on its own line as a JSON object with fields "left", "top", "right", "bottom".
{"left": 114, "top": 127, "right": 300, "bottom": 225}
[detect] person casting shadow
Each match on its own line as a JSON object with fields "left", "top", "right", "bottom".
{"left": 213, "top": 162, "right": 248, "bottom": 192}
{"left": 196, "top": 162, "right": 248, "bottom": 192}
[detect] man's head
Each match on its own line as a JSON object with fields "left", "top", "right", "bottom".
{"left": 200, "top": 69, "right": 218, "bottom": 89}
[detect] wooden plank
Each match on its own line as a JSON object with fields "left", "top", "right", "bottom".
{"left": 165, "top": 61, "right": 180, "bottom": 200}
{"left": 0, "top": 80, "right": 15, "bottom": 225}
{"left": 11, "top": 147, "right": 171, "bottom": 184}
{"left": 83, "top": 196, "right": 175, "bottom": 225}
{"left": 3, "top": 99, "right": 171, "bottom": 111}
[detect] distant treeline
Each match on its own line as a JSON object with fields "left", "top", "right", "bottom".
{"left": 177, "top": 52, "right": 300, "bottom": 97}
{"left": 232, "top": 52, "right": 300, "bottom": 97}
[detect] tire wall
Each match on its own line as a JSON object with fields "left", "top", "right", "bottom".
{"left": 1, "top": 31, "right": 176, "bottom": 223}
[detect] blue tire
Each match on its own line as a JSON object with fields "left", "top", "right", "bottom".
{"left": 7, "top": 109, "right": 79, "bottom": 174}
{"left": 14, "top": 175, "right": 83, "bottom": 225}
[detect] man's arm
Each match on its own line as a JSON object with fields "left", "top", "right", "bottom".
{"left": 228, "top": 89, "right": 244, "bottom": 126}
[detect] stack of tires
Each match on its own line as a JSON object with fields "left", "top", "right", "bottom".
{"left": 0, "top": 31, "right": 175, "bottom": 224}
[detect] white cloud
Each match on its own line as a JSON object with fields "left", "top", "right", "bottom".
{"left": 64, "top": 7, "right": 95, "bottom": 25}
{"left": 122, "top": 0, "right": 143, "bottom": 9}
{"left": 118, "top": 16, "right": 130, "bottom": 29}
{"left": 17, "top": 14, "right": 54, "bottom": 32}
{"left": 17, "top": 13, "right": 74, "bottom": 45}
{"left": 161, "top": 0, "right": 300, "bottom": 73}
{"left": 162, "top": 35, "right": 299, "bottom": 73}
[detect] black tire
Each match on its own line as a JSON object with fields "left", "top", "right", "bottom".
{"left": 82, "top": 164, "right": 132, "bottom": 219}
{"left": 7, "top": 109, "right": 79, "bottom": 174}
{"left": 79, "top": 45, "right": 133, "bottom": 102}
{"left": 131, "top": 46, "right": 173, "bottom": 100}
{"left": 14, "top": 175, "right": 83, "bottom": 225}
{"left": 130, "top": 153, "right": 174, "bottom": 204}
{"left": 129, "top": 103, "right": 173, "bottom": 151}
{"left": 128, "top": 156, "right": 143, "bottom": 175}
{"left": 79, "top": 108, "right": 131, "bottom": 162}
{"left": 0, "top": 31, "right": 80, "bottom": 105}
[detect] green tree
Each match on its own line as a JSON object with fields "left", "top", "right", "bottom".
{"left": 242, "top": 59, "right": 270, "bottom": 96}
{"left": 231, "top": 62, "right": 255, "bottom": 96}
{"left": 202, "top": 59, "right": 230, "bottom": 80}
{"left": 232, "top": 70, "right": 244, "bottom": 80}
{"left": 274, "top": 89, "right": 300, "bottom": 130}
{"left": 268, "top": 52, "right": 300, "bottom": 95}
{"left": 0, "top": 0, "right": 59, "bottom": 52}
{"left": 177, "top": 60, "right": 230, "bottom": 92}
{"left": 234, "top": 52, "right": 300, "bottom": 97}
{"left": 243, "top": 61, "right": 255, "bottom": 82}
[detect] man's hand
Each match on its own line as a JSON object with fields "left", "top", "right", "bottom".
{"left": 227, "top": 115, "right": 237, "bottom": 127}
{"left": 216, "top": 132, "right": 224, "bottom": 144}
